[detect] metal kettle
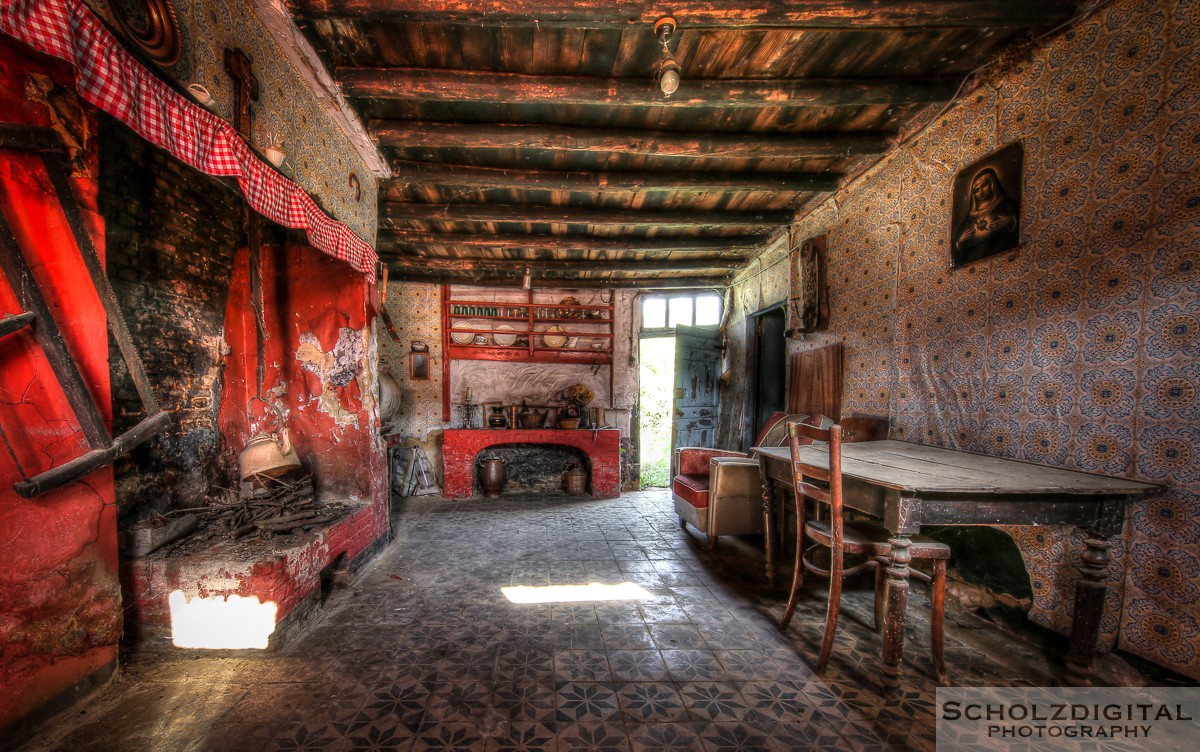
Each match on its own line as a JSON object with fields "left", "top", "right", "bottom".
{"left": 238, "top": 427, "right": 301, "bottom": 480}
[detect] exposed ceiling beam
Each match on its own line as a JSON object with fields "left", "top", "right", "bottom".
{"left": 387, "top": 160, "right": 839, "bottom": 194}
{"left": 379, "top": 256, "right": 744, "bottom": 272}
{"left": 340, "top": 68, "right": 957, "bottom": 109}
{"left": 372, "top": 121, "right": 891, "bottom": 160}
{"left": 291, "top": 1, "right": 1075, "bottom": 30}
{"left": 386, "top": 270, "right": 729, "bottom": 290}
{"left": 380, "top": 231, "right": 767, "bottom": 254}
{"left": 382, "top": 202, "right": 793, "bottom": 228}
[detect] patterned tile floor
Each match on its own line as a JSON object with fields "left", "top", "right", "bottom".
{"left": 21, "top": 489, "right": 1077, "bottom": 752}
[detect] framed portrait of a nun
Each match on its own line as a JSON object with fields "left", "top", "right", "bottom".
{"left": 950, "top": 142, "right": 1023, "bottom": 268}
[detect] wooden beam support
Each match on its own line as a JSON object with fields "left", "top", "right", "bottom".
{"left": 382, "top": 202, "right": 793, "bottom": 229}
{"left": 372, "top": 121, "right": 890, "bottom": 160}
{"left": 380, "top": 255, "right": 745, "bottom": 272}
{"left": 389, "top": 270, "right": 729, "bottom": 290}
{"left": 291, "top": 1, "right": 1075, "bottom": 30}
{"left": 387, "top": 160, "right": 838, "bottom": 194}
{"left": 342, "top": 67, "right": 957, "bottom": 108}
{"left": 380, "top": 231, "right": 767, "bottom": 254}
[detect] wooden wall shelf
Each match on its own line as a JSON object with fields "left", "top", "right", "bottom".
{"left": 440, "top": 286, "right": 615, "bottom": 420}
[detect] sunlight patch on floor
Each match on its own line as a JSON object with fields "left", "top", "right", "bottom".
{"left": 501, "top": 582, "right": 653, "bottom": 604}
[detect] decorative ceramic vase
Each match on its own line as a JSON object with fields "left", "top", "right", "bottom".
{"left": 488, "top": 406, "right": 508, "bottom": 428}
{"left": 480, "top": 457, "right": 505, "bottom": 498}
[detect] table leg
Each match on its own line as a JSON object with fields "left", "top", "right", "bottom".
{"left": 1064, "top": 535, "right": 1113, "bottom": 686}
{"left": 882, "top": 535, "right": 912, "bottom": 692}
{"left": 758, "top": 453, "right": 776, "bottom": 586}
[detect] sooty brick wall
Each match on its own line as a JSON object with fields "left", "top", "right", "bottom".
{"left": 98, "top": 116, "right": 245, "bottom": 516}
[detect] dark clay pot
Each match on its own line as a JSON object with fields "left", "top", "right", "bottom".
{"left": 480, "top": 457, "right": 506, "bottom": 497}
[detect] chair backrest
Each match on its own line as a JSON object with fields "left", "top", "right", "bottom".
{"left": 787, "top": 420, "right": 844, "bottom": 545}
{"left": 756, "top": 411, "right": 833, "bottom": 448}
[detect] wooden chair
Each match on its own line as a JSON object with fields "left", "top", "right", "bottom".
{"left": 779, "top": 420, "right": 950, "bottom": 684}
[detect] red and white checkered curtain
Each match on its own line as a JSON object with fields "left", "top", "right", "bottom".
{"left": 0, "top": 0, "right": 378, "bottom": 281}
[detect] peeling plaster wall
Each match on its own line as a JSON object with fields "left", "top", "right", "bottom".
{"left": 0, "top": 36, "right": 119, "bottom": 734}
{"left": 720, "top": 0, "right": 1200, "bottom": 679}
{"left": 717, "top": 233, "right": 790, "bottom": 450}
{"left": 379, "top": 284, "right": 641, "bottom": 487}
{"left": 217, "top": 244, "right": 388, "bottom": 509}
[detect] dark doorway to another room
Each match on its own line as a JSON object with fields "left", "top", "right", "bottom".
{"left": 745, "top": 304, "right": 787, "bottom": 449}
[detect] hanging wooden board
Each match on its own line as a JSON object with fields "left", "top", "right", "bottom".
{"left": 787, "top": 342, "right": 843, "bottom": 421}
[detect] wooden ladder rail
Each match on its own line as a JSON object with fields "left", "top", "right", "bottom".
{"left": 0, "top": 123, "right": 170, "bottom": 498}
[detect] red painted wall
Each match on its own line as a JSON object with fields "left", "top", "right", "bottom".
{"left": 217, "top": 243, "right": 388, "bottom": 541}
{"left": 0, "top": 38, "right": 119, "bottom": 730}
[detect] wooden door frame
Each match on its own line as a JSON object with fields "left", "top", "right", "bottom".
{"left": 743, "top": 302, "right": 786, "bottom": 450}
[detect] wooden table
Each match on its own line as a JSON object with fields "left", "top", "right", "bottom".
{"left": 752, "top": 440, "right": 1160, "bottom": 689}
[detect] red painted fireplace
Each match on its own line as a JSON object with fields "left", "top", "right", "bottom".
{"left": 443, "top": 429, "right": 621, "bottom": 499}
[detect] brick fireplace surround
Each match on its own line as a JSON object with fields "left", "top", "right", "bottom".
{"left": 442, "top": 429, "right": 621, "bottom": 499}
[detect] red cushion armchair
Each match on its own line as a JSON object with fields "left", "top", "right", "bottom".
{"left": 673, "top": 412, "right": 829, "bottom": 551}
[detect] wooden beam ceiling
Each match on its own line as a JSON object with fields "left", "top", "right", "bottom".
{"left": 386, "top": 271, "right": 728, "bottom": 289}
{"left": 382, "top": 202, "right": 793, "bottom": 229}
{"left": 372, "top": 122, "right": 892, "bottom": 160}
{"left": 386, "top": 161, "right": 839, "bottom": 194}
{"left": 340, "top": 68, "right": 958, "bottom": 109}
{"left": 291, "top": 0, "right": 1075, "bottom": 30}
{"left": 380, "top": 256, "right": 744, "bottom": 272}
{"left": 380, "top": 231, "right": 768, "bottom": 255}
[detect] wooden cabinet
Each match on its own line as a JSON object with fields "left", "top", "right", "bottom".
{"left": 440, "top": 286, "right": 615, "bottom": 420}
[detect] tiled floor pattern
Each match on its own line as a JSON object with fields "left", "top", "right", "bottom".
{"left": 21, "top": 489, "right": 1065, "bottom": 752}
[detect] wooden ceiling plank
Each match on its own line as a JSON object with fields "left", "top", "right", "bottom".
{"left": 380, "top": 231, "right": 767, "bottom": 253}
{"left": 386, "top": 160, "right": 839, "bottom": 193}
{"left": 371, "top": 121, "right": 890, "bottom": 159}
{"left": 339, "top": 67, "right": 956, "bottom": 107}
{"left": 381, "top": 202, "right": 793, "bottom": 228}
{"left": 291, "top": 1, "right": 1076, "bottom": 30}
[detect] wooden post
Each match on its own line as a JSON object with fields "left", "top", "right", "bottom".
{"left": 225, "top": 48, "right": 267, "bottom": 398}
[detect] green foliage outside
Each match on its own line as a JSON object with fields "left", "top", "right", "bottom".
{"left": 639, "top": 337, "right": 676, "bottom": 487}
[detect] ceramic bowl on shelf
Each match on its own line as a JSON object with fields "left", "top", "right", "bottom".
{"left": 542, "top": 325, "right": 567, "bottom": 348}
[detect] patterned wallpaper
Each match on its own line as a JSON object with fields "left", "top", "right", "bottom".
{"left": 87, "top": 0, "right": 378, "bottom": 243}
{"left": 728, "top": 0, "right": 1199, "bottom": 678}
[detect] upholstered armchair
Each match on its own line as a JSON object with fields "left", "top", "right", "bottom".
{"left": 672, "top": 412, "right": 824, "bottom": 551}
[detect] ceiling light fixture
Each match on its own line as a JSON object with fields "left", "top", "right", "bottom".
{"left": 522, "top": 267, "right": 532, "bottom": 290}
{"left": 654, "top": 16, "right": 680, "bottom": 98}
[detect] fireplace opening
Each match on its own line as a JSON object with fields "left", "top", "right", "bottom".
{"left": 474, "top": 445, "right": 591, "bottom": 496}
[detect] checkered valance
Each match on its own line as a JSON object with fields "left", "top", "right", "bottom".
{"left": 0, "top": 0, "right": 378, "bottom": 281}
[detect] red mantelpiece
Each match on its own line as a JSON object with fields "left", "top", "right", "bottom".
{"left": 443, "top": 429, "right": 621, "bottom": 499}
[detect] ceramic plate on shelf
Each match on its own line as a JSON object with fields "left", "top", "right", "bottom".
{"left": 494, "top": 324, "right": 516, "bottom": 346}
{"left": 542, "top": 325, "right": 567, "bottom": 348}
{"left": 451, "top": 320, "right": 488, "bottom": 344}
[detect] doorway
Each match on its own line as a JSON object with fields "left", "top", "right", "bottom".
{"left": 637, "top": 336, "right": 675, "bottom": 487}
{"left": 744, "top": 304, "right": 787, "bottom": 448}
{"left": 636, "top": 293, "right": 723, "bottom": 487}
